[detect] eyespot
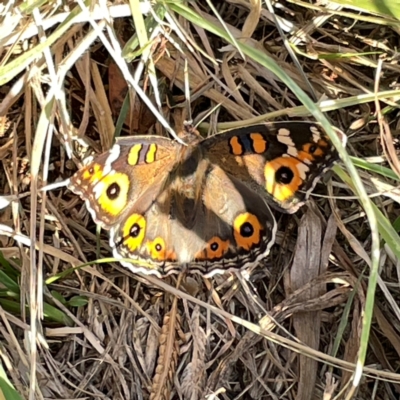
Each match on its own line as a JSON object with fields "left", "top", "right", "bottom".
{"left": 106, "top": 182, "right": 120, "bottom": 200}
{"left": 240, "top": 222, "right": 254, "bottom": 237}
{"left": 207, "top": 237, "right": 230, "bottom": 259}
{"left": 130, "top": 223, "right": 141, "bottom": 238}
{"left": 275, "top": 166, "right": 294, "bottom": 184}
{"left": 195, "top": 237, "right": 230, "bottom": 261}
{"left": 122, "top": 214, "right": 146, "bottom": 252}
{"left": 264, "top": 157, "right": 308, "bottom": 202}
{"left": 233, "top": 213, "right": 262, "bottom": 250}
{"left": 298, "top": 141, "right": 328, "bottom": 162}
{"left": 309, "top": 144, "right": 317, "bottom": 154}
{"left": 210, "top": 242, "right": 219, "bottom": 251}
{"left": 97, "top": 172, "right": 130, "bottom": 216}
{"left": 146, "top": 237, "right": 176, "bottom": 261}
{"left": 82, "top": 163, "right": 102, "bottom": 182}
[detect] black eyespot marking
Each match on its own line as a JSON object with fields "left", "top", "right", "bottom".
{"left": 240, "top": 222, "right": 254, "bottom": 238}
{"left": 276, "top": 166, "right": 294, "bottom": 184}
{"left": 155, "top": 243, "right": 163, "bottom": 251}
{"left": 309, "top": 144, "right": 317, "bottom": 153}
{"left": 210, "top": 242, "right": 219, "bottom": 251}
{"left": 130, "top": 223, "right": 141, "bottom": 238}
{"left": 106, "top": 182, "right": 121, "bottom": 199}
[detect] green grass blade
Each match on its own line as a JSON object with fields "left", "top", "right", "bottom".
{"left": 0, "top": 269, "right": 20, "bottom": 293}
{"left": 350, "top": 156, "right": 400, "bottom": 182}
{"left": 0, "top": 363, "right": 24, "bottom": 400}
{"left": 328, "top": 0, "right": 400, "bottom": 20}
{"left": 335, "top": 167, "right": 400, "bottom": 260}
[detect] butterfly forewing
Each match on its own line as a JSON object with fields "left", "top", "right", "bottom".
{"left": 68, "top": 136, "right": 180, "bottom": 229}
{"left": 202, "top": 122, "right": 346, "bottom": 213}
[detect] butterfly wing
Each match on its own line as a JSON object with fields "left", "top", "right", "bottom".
{"left": 202, "top": 122, "right": 346, "bottom": 213}
{"left": 69, "top": 122, "right": 341, "bottom": 277}
{"left": 109, "top": 149, "right": 277, "bottom": 277}
{"left": 68, "top": 136, "right": 180, "bottom": 229}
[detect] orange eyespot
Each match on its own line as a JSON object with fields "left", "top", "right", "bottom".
{"left": 297, "top": 141, "right": 327, "bottom": 162}
{"left": 146, "top": 237, "right": 176, "bottom": 261}
{"left": 97, "top": 172, "right": 130, "bottom": 216}
{"left": 233, "top": 213, "right": 262, "bottom": 250}
{"left": 122, "top": 214, "right": 146, "bottom": 252}
{"left": 195, "top": 237, "right": 230, "bottom": 260}
{"left": 264, "top": 157, "right": 307, "bottom": 202}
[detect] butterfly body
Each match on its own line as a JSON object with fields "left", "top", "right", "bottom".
{"left": 68, "top": 122, "right": 346, "bottom": 277}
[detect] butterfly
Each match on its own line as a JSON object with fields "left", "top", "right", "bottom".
{"left": 67, "top": 122, "right": 346, "bottom": 277}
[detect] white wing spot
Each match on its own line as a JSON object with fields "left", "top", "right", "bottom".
{"left": 297, "top": 162, "right": 310, "bottom": 180}
{"left": 277, "top": 128, "right": 295, "bottom": 148}
{"left": 310, "top": 126, "right": 322, "bottom": 143}
{"left": 104, "top": 145, "right": 121, "bottom": 175}
{"left": 93, "top": 181, "right": 105, "bottom": 199}
{"left": 286, "top": 146, "right": 298, "bottom": 157}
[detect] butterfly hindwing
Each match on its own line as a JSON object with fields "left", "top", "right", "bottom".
{"left": 108, "top": 152, "right": 276, "bottom": 277}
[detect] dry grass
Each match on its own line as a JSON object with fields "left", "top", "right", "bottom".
{"left": 1, "top": 1, "right": 400, "bottom": 399}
